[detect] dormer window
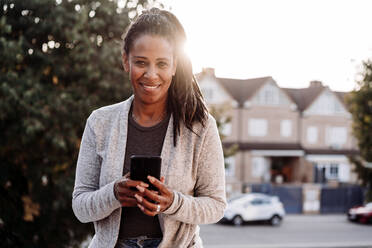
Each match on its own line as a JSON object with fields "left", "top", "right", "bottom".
{"left": 261, "top": 83, "right": 279, "bottom": 105}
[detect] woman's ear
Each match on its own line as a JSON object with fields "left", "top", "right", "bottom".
{"left": 122, "top": 52, "right": 129, "bottom": 72}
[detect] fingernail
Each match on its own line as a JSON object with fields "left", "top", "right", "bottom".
{"left": 148, "top": 176, "right": 154, "bottom": 183}
{"left": 134, "top": 194, "right": 142, "bottom": 202}
{"left": 137, "top": 204, "right": 144, "bottom": 211}
{"left": 136, "top": 185, "right": 144, "bottom": 192}
{"left": 141, "top": 182, "right": 149, "bottom": 187}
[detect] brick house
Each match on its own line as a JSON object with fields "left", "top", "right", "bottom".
{"left": 196, "top": 68, "right": 359, "bottom": 196}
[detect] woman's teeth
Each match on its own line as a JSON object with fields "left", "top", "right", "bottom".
{"left": 142, "top": 84, "right": 160, "bottom": 89}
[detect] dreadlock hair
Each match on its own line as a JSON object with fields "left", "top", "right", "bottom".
{"left": 122, "top": 8, "right": 208, "bottom": 146}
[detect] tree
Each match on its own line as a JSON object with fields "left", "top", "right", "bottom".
{"left": 347, "top": 60, "right": 372, "bottom": 202}
{"left": 208, "top": 104, "right": 238, "bottom": 167}
{"left": 0, "top": 0, "right": 156, "bottom": 247}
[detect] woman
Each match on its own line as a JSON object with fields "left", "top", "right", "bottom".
{"left": 72, "top": 8, "right": 226, "bottom": 248}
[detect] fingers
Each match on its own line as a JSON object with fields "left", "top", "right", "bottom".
{"left": 136, "top": 186, "right": 162, "bottom": 203}
{"left": 137, "top": 203, "right": 158, "bottom": 216}
{"left": 134, "top": 194, "right": 159, "bottom": 216}
{"left": 148, "top": 176, "right": 169, "bottom": 194}
{"left": 119, "top": 196, "right": 138, "bottom": 207}
{"left": 117, "top": 186, "right": 136, "bottom": 198}
{"left": 135, "top": 180, "right": 174, "bottom": 216}
{"left": 118, "top": 179, "right": 148, "bottom": 188}
{"left": 115, "top": 178, "right": 149, "bottom": 207}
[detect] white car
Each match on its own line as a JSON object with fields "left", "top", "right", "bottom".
{"left": 223, "top": 193, "right": 285, "bottom": 226}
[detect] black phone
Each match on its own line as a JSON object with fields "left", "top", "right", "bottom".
{"left": 130, "top": 155, "right": 161, "bottom": 191}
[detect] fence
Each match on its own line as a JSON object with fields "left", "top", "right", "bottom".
{"left": 248, "top": 183, "right": 364, "bottom": 214}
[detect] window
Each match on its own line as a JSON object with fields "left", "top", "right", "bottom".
{"left": 249, "top": 118, "right": 268, "bottom": 137}
{"left": 305, "top": 91, "right": 347, "bottom": 116}
{"left": 307, "top": 126, "right": 318, "bottom": 144}
{"left": 252, "top": 156, "right": 265, "bottom": 178}
{"left": 327, "top": 126, "right": 347, "bottom": 148}
{"left": 225, "top": 156, "right": 235, "bottom": 177}
{"left": 314, "top": 162, "right": 347, "bottom": 182}
{"left": 280, "top": 120, "right": 292, "bottom": 137}
{"left": 328, "top": 163, "right": 339, "bottom": 179}
{"left": 262, "top": 84, "right": 279, "bottom": 105}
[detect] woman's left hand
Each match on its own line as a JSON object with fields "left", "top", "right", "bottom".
{"left": 135, "top": 176, "right": 174, "bottom": 216}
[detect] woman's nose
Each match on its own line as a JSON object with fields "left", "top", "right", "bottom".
{"left": 144, "top": 65, "right": 158, "bottom": 80}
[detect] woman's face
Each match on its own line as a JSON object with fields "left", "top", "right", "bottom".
{"left": 123, "top": 34, "right": 177, "bottom": 107}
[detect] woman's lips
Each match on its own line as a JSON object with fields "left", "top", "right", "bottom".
{"left": 140, "top": 83, "right": 161, "bottom": 93}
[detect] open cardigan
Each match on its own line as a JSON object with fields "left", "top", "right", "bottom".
{"left": 72, "top": 96, "right": 226, "bottom": 248}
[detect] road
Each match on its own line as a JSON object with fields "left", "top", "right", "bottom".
{"left": 199, "top": 214, "right": 372, "bottom": 248}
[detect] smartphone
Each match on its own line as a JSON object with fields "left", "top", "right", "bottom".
{"left": 130, "top": 155, "right": 161, "bottom": 191}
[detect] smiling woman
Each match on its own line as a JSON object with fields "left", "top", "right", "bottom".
{"left": 72, "top": 8, "right": 226, "bottom": 248}
{"left": 123, "top": 34, "right": 176, "bottom": 126}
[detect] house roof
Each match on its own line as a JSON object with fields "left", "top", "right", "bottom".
{"left": 283, "top": 86, "right": 349, "bottom": 112}
{"left": 282, "top": 86, "right": 324, "bottom": 111}
{"left": 196, "top": 70, "right": 272, "bottom": 107}
{"left": 334, "top": 91, "right": 347, "bottom": 105}
{"left": 196, "top": 69, "right": 349, "bottom": 111}
{"left": 218, "top": 76, "right": 272, "bottom": 106}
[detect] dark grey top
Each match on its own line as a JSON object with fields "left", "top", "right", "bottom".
{"left": 119, "top": 106, "right": 170, "bottom": 239}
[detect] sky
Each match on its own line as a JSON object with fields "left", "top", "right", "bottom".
{"left": 161, "top": 0, "right": 372, "bottom": 92}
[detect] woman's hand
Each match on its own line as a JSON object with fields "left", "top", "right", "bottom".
{"left": 114, "top": 175, "right": 149, "bottom": 207}
{"left": 134, "top": 176, "right": 174, "bottom": 216}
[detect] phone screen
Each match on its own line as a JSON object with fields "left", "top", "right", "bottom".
{"left": 130, "top": 155, "right": 161, "bottom": 191}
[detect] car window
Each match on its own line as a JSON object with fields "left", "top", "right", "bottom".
{"left": 251, "top": 199, "right": 264, "bottom": 205}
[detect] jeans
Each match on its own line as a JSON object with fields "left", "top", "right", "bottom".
{"left": 115, "top": 236, "right": 162, "bottom": 248}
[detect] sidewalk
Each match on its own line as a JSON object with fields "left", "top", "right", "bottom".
{"left": 201, "top": 214, "right": 372, "bottom": 248}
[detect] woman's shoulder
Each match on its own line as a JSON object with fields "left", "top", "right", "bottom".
{"left": 183, "top": 112, "right": 217, "bottom": 137}
{"left": 87, "top": 97, "right": 133, "bottom": 126}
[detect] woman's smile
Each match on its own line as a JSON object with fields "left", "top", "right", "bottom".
{"left": 123, "top": 34, "right": 176, "bottom": 106}
{"left": 139, "top": 82, "right": 161, "bottom": 93}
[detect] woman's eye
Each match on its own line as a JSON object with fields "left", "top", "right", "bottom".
{"left": 135, "top": 61, "right": 146, "bottom": 66}
{"left": 158, "top": 62, "right": 168, "bottom": 68}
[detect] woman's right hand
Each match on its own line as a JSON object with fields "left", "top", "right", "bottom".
{"left": 114, "top": 175, "right": 149, "bottom": 207}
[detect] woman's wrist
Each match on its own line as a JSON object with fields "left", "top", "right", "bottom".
{"left": 113, "top": 181, "right": 119, "bottom": 200}
{"left": 163, "top": 190, "right": 175, "bottom": 211}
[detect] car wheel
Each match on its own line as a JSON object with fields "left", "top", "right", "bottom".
{"left": 270, "top": 215, "right": 282, "bottom": 226}
{"left": 232, "top": 215, "right": 243, "bottom": 226}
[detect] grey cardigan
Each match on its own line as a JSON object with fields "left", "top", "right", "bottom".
{"left": 72, "top": 97, "right": 226, "bottom": 248}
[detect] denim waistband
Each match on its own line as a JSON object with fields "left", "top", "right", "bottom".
{"left": 115, "top": 236, "right": 162, "bottom": 248}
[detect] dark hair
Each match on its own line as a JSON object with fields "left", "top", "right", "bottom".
{"left": 122, "top": 8, "right": 208, "bottom": 146}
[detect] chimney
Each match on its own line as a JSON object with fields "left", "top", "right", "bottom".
{"left": 309, "top": 80, "right": 323, "bottom": 88}
{"left": 202, "top": 67, "right": 215, "bottom": 77}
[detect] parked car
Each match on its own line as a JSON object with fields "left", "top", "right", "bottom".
{"left": 223, "top": 193, "right": 285, "bottom": 226}
{"left": 347, "top": 202, "right": 372, "bottom": 224}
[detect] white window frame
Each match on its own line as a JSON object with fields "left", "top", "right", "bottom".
{"left": 326, "top": 126, "right": 347, "bottom": 148}
{"left": 307, "top": 126, "right": 318, "bottom": 144}
{"left": 249, "top": 118, "right": 268, "bottom": 137}
{"left": 280, "top": 119, "right": 292, "bottom": 137}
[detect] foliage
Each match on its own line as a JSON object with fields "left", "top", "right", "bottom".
{"left": 208, "top": 104, "right": 238, "bottom": 167}
{"left": 0, "top": 0, "right": 155, "bottom": 247}
{"left": 347, "top": 60, "right": 372, "bottom": 202}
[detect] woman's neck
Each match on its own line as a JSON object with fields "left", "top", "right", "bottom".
{"left": 131, "top": 99, "right": 167, "bottom": 127}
